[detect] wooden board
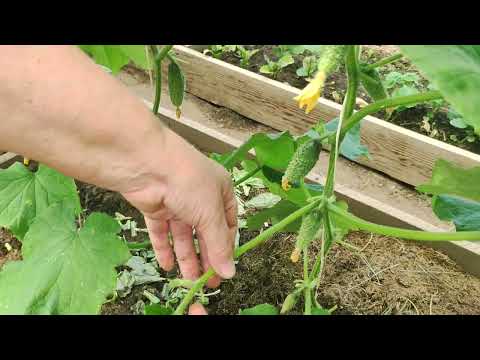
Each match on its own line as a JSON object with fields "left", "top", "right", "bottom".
{"left": 0, "top": 152, "right": 19, "bottom": 168}
{"left": 143, "top": 100, "right": 480, "bottom": 278}
{"left": 1, "top": 86, "right": 478, "bottom": 276}
{"left": 162, "top": 45, "right": 480, "bottom": 188}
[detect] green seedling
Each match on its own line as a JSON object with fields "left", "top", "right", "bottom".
{"left": 296, "top": 55, "right": 319, "bottom": 79}
{"left": 259, "top": 54, "right": 295, "bottom": 79}
{"left": 234, "top": 46, "right": 260, "bottom": 68}
{"left": 203, "top": 45, "right": 237, "bottom": 59}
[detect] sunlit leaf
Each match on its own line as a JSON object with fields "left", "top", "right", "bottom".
{"left": 400, "top": 45, "right": 480, "bottom": 135}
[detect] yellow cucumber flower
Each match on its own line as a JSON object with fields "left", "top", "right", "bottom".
{"left": 281, "top": 177, "right": 292, "bottom": 191}
{"left": 294, "top": 71, "right": 327, "bottom": 114}
{"left": 290, "top": 247, "right": 301, "bottom": 263}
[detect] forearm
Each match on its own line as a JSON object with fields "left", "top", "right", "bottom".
{"left": 0, "top": 45, "right": 173, "bottom": 193}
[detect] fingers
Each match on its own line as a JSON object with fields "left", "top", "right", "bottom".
{"left": 188, "top": 303, "right": 208, "bottom": 315}
{"left": 198, "top": 233, "right": 222, "bottom": 289}
{"left": 170, "top": 220, "right": 201, "bottom": 281}
{"left": 195, "top": 174, "right": 237, "bottom": 279}
{"left": 144, "top": 216, "right": 174, "bottom": 271}
{"left": 196, "top": 207, "right": 235, "bottom": 279}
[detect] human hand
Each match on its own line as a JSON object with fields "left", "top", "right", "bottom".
{"left": 122, "top": 130, "right": 237, "bottom": 288}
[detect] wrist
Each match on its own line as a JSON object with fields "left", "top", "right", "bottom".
{"left": 117, "top": 117, "right": 196, "bottom": 198}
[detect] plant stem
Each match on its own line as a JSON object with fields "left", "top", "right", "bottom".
{"left": 234, "top": 165, "right": 262, "bottom": 187}
{"left": 303, "top": 246, "right": 312, "bottom": 315}
{"left": 300, "top": 180, "right": 312, "bottom": 200}
{"left": 150, "top": 45, "right": 174, "bottom": 116}
{"left": 173, "top": 198, "right": 323, "bottom": 315}
{"left": 339, "top": 90, "right": 443, "bottom": 139}
{"left": 222, "top": 138, "right": 255, "bottom": 170}
{"left": 235, "top": 198, "right": 322, "bottom": 258}
{"left": 364, "top": 53, "right": 404, "bottom": 71}
{"left": 173, "top": 268, "right": 215, "bottom": 315}
{"left": 324, "top": 46, "right": 359, "bottom": 197}
{"left": 328, "top": 203, "right": 480, "bottom": 241}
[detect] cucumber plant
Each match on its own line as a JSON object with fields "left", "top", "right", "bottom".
{"left": 156, "top": 45, "right": 480, "bottom": 316}
{"left": 0, "top": 45, "right": 186, "bottom": 314}
{"left": 3, "top": 45, "right": 480, "bottom": 316}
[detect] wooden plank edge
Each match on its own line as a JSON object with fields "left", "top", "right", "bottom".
{"left": 167, "top": 45, "right": 480, "bottom": 187}
{"left": 141, "top": 98, "right": 480, "bottom": 278}
{"left": 0, "top": 152, "right": 19, "bottom": 168}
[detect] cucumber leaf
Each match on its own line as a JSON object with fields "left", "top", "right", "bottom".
{"left": 400, "top": 45, "right": 480, "bottom": 135}
{"left": 432, "top": 195, "right": 480, "bottom": 231}
{"left": 246, "top": 200, "right": 302, "bottom": 232}
{"left": 78, "top": 45, "right": 130, "bottom": 74}
{"left": 219, "top": 132, "right": 296, "bottom": 171}
{"left": 0, "top": 202, "right": 130, "bottom": 314}
{"left": 0, "top": 163, "right": 81, "bottom": 240}
{"left": 118, "top": 45, "right": 151, "bottom": 70}
{"left": 79, "top": 45, "right": 151, "bottom": 73}
{"left": 417, "top": 159, "right": 480, "bottom": 231}
{"left": 416, "top": 159, "right": 480, "bottom": 202}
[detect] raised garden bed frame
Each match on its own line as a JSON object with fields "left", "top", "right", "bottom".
{"left": 1, "top": 52, "right": 480, "bottom": 277}
{"left": 163, "top": 45, "right": 480, "bottom": 188}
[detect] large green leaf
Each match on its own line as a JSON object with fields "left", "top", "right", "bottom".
{"left": 432, "top": 195, "right": 480, "bottom": 231}
{"left": 78, "top": 45, "right": 130, "bottom": 74}
{"left": 0, "top": 163, "right": 81, "bottom": 240}
{"left": 119, "top": 45, "right": 150, "bottom": 70}
{"left": 252, "top": 132, "right": 296, "bottom": 171}
{"left": 416, "top": 159, "right": 480, "bottom": 202}
{"left": 239, "top": 303, "right": 278, "bottom": 315}
{"left": 417, "top": 159, "right": 480, "bottom": 231}
{"left": 246, "top": 200, "right": 302, "bottom": 232}
{"left": 400, "top": 45, "right": 480, "bottom": 134}
{"left": 0, "top": 202, "right": 130, "bottom": 314}
{"left": 219, "top": 132, "right": 295, "bottom": 171}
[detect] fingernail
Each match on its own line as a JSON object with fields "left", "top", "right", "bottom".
{"left": 218, "top": 260, "right": 236, "bottom": 279}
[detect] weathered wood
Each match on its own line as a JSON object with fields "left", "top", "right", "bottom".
{"left": 0, "top": 152, "right": 19, "bottom": 168}
{"left": 143, "top": 100, "right": 480, "bottom": 278}
{"left": 162, "top": 45, "right": 480, "bottom": 188}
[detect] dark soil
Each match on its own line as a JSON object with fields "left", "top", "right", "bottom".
{"left": 77, "top": 184, "right": 480, "bottom": 315}
{"left": 1, "top": 182, "right": 480, "bottom": 315}
{"left": 0, "top": 228, "right": 22, "bottom": 269}
{"left": 208, "top": 45, "right": 480, "bottom": 155}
